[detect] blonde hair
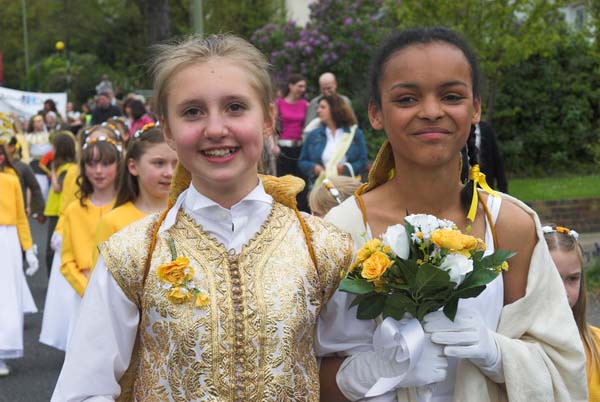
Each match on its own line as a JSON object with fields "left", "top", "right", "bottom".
{"left": 544, "top": 225, "right": 600, "bottom": 374}
{"left": 309, "top": 176, "right": 361, "bottom": 217}
{"left": 151, "top": 34, "right": 275, "bottom": 120}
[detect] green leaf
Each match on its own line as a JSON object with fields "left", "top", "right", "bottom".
{"left": 443, "top": 298, "right": 459, "bottom": 321}
{"left": 386, "top": 292, "right": 417, "bottom": 318}
{"left": 382, "top": 300, "right": 407, "bottom": 320}
{"left": 415, "top": 263, "right": 451, "bottom": 292}
{"left": 357, "top": 293, "right": 386, "bottom": 320}
{"left": 395, "top": 258, "right": 417, "bottom": 287}
{"left": 474, "top": 250, "right": 516, "bottom": 270}
{"left": 453, "top": 285, "right": 486, "bottom": 300}
{"left": 348, "top": 292, "right": 374, "bottom": 308}
{"left": 460, "top": 267, "right": 499, "bottom": 289}
{"left": 339, "top": 278, "right": 375, "bottom": 295}
{"left": 416, "top": 300, "right": 444, "bottom": 321}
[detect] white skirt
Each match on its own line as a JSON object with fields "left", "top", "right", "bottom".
{"left": 0, "top": 226, "right": 38, "bottom": 359}
{"left": 39, "top": 242, "right": 81, "bottom": 351}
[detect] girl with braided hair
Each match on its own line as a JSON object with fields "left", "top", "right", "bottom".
{"left": 317, "top": 27, "right": 586, "bottom": 401}
{"left": 52, "top": 34, "right": 353, "bottom": 401}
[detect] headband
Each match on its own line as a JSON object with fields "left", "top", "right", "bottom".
{"left": 542, "top": 225, "right": 579, "bottom": 241}
{"left": 82, "top": 135, "right": 123, "bottom": 153}
{"left": 322, "top": 178, "right": 342, "bottom": 204}
{"left": 133, "top": 122, "right": 159, "bottom": 139}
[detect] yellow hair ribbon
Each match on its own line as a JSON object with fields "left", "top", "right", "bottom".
{"left": 467, "top": 164, "right": 499, "bottom": 222}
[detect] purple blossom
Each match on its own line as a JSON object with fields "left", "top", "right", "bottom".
{"left": 343, "top": 17, "right": 353, "bottom": 26}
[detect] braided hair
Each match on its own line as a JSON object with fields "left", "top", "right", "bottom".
{"left": 460, "top": 124, "right": 480, "bottom": 215}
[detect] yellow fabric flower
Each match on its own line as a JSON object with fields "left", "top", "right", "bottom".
{"left": 195, "top": 292, "right": 210, "bottom": 308}
{"left": 361, "top": 251, "right": 392, "bottom": 281}
{"left": 351, "top": 239, "right": 385, "bottom": 273}
{"left": 168, "top": 287, "right": 192, "bottom": 304}
{"left": 157, "top": 257, "right": 193, "bottom": 285}
{"left": 431, "top": 229, "right": 483, "bottom": 256}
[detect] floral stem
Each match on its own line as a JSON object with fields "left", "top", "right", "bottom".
{"left": 168, "top": 238, "right": 177, "bottom": 260}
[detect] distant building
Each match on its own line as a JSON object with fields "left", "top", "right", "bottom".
{"left": 562, "top": 2, "right": 589, "bottom": 31}
{"left": 285, "top": 0, "right": 315, "bottom": 26}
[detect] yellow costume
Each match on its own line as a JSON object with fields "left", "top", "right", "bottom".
{"left": 61, "top": 198, "right": 114, "bottom": 296}
{"left": 0, "top": 172, "right": 32, "bottom": 250}
{"left": 59, "top": 164, "right": 80, "bottom": 215}
{"left": 44, "top": 162, "right": 76, "bottom": 217}
{"left": 100, "top": 201, "right": 351, "bottom": 401}
{"left": 92, "top": 201, "right": 146, "bottom": 267}
{"left": 588, "top": 326, "right": 600, "bottom": 401}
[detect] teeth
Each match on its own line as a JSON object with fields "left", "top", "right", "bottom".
{"left": 203, "top": 148, "right": 235, "bottom": 157}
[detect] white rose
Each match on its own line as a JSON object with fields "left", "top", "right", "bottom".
{"left": 440, "top": 253, "right": 473, "bottom": 286}
{"left": 382, "top": 224, "right": 410, "bottom": 259}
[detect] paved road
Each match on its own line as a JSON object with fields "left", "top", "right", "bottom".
{"left": 1, "top": 221, "right": 599, "bottom": 401}
{"left": 1, "top": 219, "right": 63, "bottom": 402}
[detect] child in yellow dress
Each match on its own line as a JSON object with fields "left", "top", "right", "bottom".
{"left": 92, "top": 123, "right": 177, "bottom": 265}
{"left": 40, "top": 126, "right": 123, "bottom": 350}
{"left": 544, "top": 225, "right": 600, "bottom": 401}
{"left": 60, "top": 136, "right": 121, "bottom": 296}
{"left": 0, "top": 144, "right": 39, "bottom": 376}
{"left": 52, "top": 34, "right": 353, "bottom": 401}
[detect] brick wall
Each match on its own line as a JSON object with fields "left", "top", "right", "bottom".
{"left": 527, "top": 198, "right": 600, "bottom": 233}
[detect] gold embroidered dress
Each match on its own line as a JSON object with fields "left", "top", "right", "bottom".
{"left": 51, "top": 177, "right": 353, "bottom": 402}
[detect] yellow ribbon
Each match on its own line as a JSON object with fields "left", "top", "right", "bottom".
{"left": 467, "top": 164, "right": 499, "bottom": 222}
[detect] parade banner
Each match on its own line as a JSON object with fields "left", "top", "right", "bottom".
{"left": 0, "top": 86, "right": 67, "bottom": 120}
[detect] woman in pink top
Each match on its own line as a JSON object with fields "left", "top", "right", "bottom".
{"left": 275, "top": 73, "right": 309, "bottom": 210}
{"left": 128, "top": 99, "right": 155, "bottom": 137}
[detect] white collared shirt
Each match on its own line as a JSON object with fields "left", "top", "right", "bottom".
{"left": 161, "top": 180, "right": 273, "bottom": 253}
{"left": 321, "top": 127, "right": 347, "bottom": 167}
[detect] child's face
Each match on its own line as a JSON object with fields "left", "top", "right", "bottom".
{"left": 84, "top": 147, "right": 118, "bottom": 192}
{"left": 550, "top": 249, "right": 582, "bottom": 308}
{"left": 128, "top": 142, "right": 177, "bottom": 200}
{"left": 369, "top": 42, "right": 480, "bottom": 170}
{"left": 163, "top": 59, "right": 274, "bottom": 193}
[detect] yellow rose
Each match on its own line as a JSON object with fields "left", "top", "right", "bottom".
{"left": 195, "top": 293, "right": 210, "bottom": 308}
{"left": 361, "top": 251, "right": 392, "bottom": 281}
{"left": 157, "top": 257, "right": 193, "bottom": 285}
{"left": 431, "top": 229, "right": 483, "bottom": 255}
{"left": 168, "top": 287, "right": 192, "bottom": 304}
{"left": 354, "top": 238, "right": 384, "bottom": 266}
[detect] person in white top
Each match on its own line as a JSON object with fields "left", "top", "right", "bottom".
{"left": 51, "top": 34, "right": 353, "bottom": 401}
{"left": 317, "top": 27, "right": 587, "bottom": 402}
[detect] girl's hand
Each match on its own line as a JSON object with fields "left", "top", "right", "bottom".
{"left": 314, "top": 164, "right": 324, "bottom": 175}
{"left": 81, "top": 268, "right": 91, "bottom": 278}
{"left": 337, "top": 164, "right": 345, "bottom": 175}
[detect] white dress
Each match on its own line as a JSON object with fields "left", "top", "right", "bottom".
{"left": 39, "top": 240, "right": 81, "bottom": 351}
{"left": 0, "top": 226, "right": 38, "bottom": 359}
{"left": 316, "top": 196, "right": 503, "bottom": 402}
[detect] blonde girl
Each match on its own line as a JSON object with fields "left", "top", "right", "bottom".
{"left": 40, "top": 126, "right": 123, "bottom": 351}
{"left": 317, "top": 27, "right": 586, "bottom": 402}
{"left": 0, "top": 144, "right": 39, "bottom": 376}
{"left": 92, "top": 123, "right": 177, "bottom": 265}
{"left": 52, "top": 34, "right": 352, "bottom": 401}
{"left": 544, "top": 225, "right": 600, "bottom": 401}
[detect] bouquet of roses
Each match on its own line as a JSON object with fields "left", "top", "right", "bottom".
{"left": 339, "top": 214, "right": 514, "bottom": 321}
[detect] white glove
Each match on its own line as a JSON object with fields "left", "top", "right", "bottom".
{"left": 336, "top": 318, "right": 448, "bottom": 401}
{"left": 25, "top": 246, "right": 39, "bottom": 277}
{"left": 50, "top": 232, "right": 62, "bottom": 251}
{"left": 423, "top": 307, "right": 504, "bottom": 383}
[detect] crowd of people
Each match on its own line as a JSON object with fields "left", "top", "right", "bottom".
{"left": 0, "top": 26, "right": 597, "bottom": 401}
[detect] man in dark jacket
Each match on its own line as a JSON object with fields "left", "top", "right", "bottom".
{"left": 90, "top": 92, "right": 121, "bottom": 125}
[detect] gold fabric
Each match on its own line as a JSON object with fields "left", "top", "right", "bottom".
{"left": 99, "top": 202, "right": 352, "bottom": 401}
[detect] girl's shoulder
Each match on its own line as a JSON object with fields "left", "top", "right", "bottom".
{"left": 494, "top": 193, "right": 538, "bottom": 244}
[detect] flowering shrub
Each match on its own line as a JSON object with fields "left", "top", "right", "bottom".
{"left": 251, "top": 0, "right": 392, "bottom": 107}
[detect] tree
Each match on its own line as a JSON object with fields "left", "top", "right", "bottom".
{"left": 389, "top": 0, "right": 568, "bottom": 120}
{"left": 203, "top": 0, "right": 286, "bottom": 39}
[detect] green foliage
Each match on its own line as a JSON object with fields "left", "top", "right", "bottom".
{"left": 494, "top": 33, "right": 600, "bottom": 175}
{"left": 586, "top": 257, "right": 600, "bottom": 293}
{"left": 203, "top": 0, "right": 286, "bottom": 39}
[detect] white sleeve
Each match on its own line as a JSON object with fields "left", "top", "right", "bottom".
{"left": 51, "top": 257, "right": 139, "bottom": 402}
{"left": 316, "top": 288, "right": 377, "bottom": 357}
